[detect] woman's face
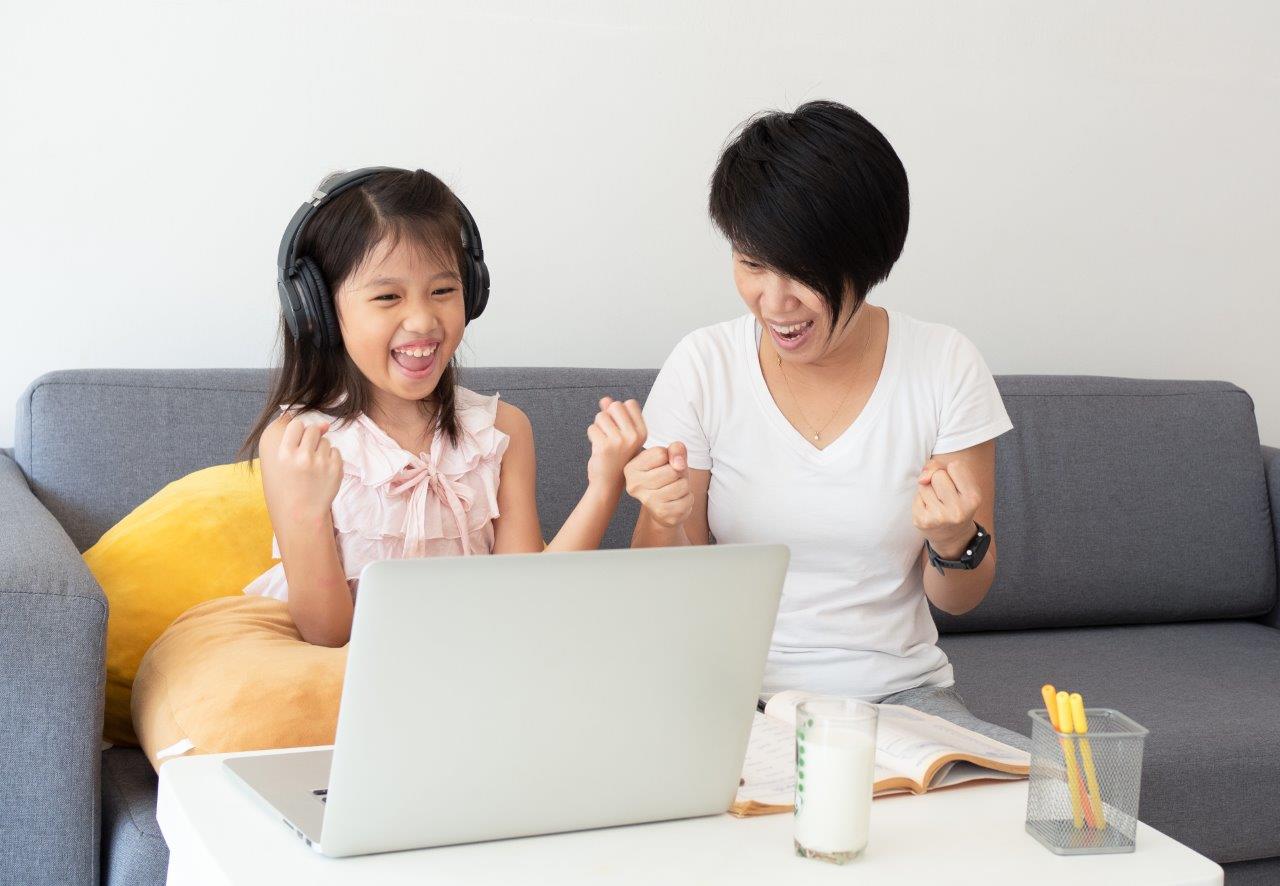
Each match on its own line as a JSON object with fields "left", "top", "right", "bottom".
{"left": 732, "top": 251, "right": 858, "bottom": 365}
{"left": 335, "top": 235, "right": 466, "bottom": 415}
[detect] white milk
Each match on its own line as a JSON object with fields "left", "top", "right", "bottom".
{"left": 794, "top": 726, "right": 876, "bottom": 856}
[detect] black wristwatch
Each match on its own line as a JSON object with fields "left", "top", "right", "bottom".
{"left": 925, "top": 522, "right": 992, "bottom": 576}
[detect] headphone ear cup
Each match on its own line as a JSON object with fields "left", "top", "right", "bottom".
{"left": 298, "top": 257, "right": 340, "bottom": 349}
{"left": 277, "top": 278, "right": 304, "bottom": 342}
{"left": 466, "top": 257, "right": 490, "bottom": 322}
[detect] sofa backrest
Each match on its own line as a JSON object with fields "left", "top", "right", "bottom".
{"left": 13, "top": 368, "right": 655, "bottom": 554}
{"left": 13, "top": 370, "right": 1276, "bottom": 629}
{"left": 932, "top": 375, "right": 1276, "bottom": 632}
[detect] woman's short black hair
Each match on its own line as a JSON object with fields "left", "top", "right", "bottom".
{"left": 709, "top": 100, "right": 910, "bottom": 327}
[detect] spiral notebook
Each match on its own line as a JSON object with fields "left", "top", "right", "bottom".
{"left": 732, "top": 689, "right": 1031, "bottom": 817}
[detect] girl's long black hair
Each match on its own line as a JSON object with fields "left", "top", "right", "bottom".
{"left": 239, "top": 169, "right": 469, "bottom": 462}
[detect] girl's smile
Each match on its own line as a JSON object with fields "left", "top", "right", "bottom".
{"left": 389, "top": 337, "right": 441, "bottom": 379}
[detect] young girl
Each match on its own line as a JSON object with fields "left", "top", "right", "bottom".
{"left": 239, "top": 167, "right": 645, "bottom": 647}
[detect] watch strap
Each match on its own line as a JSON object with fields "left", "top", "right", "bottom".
{"left": 926, "top": 522, "right": 991, "bottom": 575}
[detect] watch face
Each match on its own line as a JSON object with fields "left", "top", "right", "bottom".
{"left": 965, "top": 526, "right": 992, "bottom": 564}
{"left": 928, "top": 525, "right": 991, "bottom": 572}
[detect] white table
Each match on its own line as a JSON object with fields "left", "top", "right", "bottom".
{"left": 157, "top": 746, "right": 1223, "bottom": 886}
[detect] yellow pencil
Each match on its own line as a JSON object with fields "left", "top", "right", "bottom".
{"left": 1054, "top": 686, "right": 1085, "bottom": 829}
{"left": 1042, "top": 684, "right": 1085, "bottom": 829}
{"left": 1041, "top": 684, "right": 1059, "bottom": 726}
{"left": 1070, "top": 693, "right": 1107, "bottom": 829}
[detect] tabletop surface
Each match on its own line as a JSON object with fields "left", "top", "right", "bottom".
{"left": 157, "top": 746, "right": 1224, "bottom": 886}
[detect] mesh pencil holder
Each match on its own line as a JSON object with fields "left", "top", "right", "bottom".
{"left": 1025, "top": 708, "right": 1149, "bottom": 855}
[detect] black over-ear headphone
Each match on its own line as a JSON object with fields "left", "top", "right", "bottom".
{"left": 276, "top": 166, "right": 490, "bottom": 350}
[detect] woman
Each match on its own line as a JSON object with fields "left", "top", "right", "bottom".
{"left": 625, "top": 101, "right": 1026, "bottom": 749}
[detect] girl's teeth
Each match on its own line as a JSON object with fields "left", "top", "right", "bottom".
{"left": 394, "top": 346, "right": 436, "bottom": 357}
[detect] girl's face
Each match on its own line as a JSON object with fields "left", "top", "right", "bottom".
{"left": 335, "top": 235, "right": 466, "bottom": 415}
{"left": 732, "top": 251, "right": 859, "bottom": 365}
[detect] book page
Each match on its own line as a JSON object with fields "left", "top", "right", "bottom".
{"left": 733, "top": 711, "right": 898, "bottom": 815}
{"left": 732, "top": 691, "right": 1029, "bottom": 815}
{"left": 930, "top": 760, "right": 1026, "bottom": 790}
{"left": 875, "top": 704, "right": 1029, "bottom": 787}
{"left": 734, "top": 712, "right": 794, "bottom": 807}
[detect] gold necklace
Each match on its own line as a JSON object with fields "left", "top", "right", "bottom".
{"left": 775, "top": 312, "right": 871, "bottom": 443}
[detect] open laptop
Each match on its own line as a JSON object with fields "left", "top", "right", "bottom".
{"left": 223, "top": 543, "right": 788, "bottom": 857}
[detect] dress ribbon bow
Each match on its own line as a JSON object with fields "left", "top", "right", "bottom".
{"left": 387, "top": 448, "right": 476, "bottom": 556}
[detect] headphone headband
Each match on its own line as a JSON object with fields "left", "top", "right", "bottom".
{"left": 276, "top": 167, "right": 395, "bottom": 284}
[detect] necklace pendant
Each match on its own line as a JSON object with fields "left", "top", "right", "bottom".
{"left": 813, "top": 433, "right": 820, "bottom": 441}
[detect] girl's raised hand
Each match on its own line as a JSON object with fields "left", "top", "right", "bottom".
{"left": 585, "top": 396, "right": 647, "bottom": 490}
{"left": 260, "top": 412, "right": 345, "bottom": 524}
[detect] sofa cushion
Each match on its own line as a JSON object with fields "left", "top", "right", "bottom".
{"left": 86, "top": 460, "right": 277, "bottom": 746}
{"left": 935, "top": 376, "right": 1276, "bottom": 633}
{"left": 939, "top": 620, "right": 1280, "bottom": 863}
{"left": 14, "top": 368, "right": 656, "bottom": 552}
{"left": 132, "top": 596, "right": 346, "bottom": 772}
{"left": 1222, "top": 858, "right": 1280, "bottom": 885}
{"left": 101, "top": 747, "right": 167, "bottom": 886}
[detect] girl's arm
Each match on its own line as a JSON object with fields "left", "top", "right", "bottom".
{"left": 259, "top": 413, "right": 353, "bottom": 647}
{"left": 492, "top": 398, "right": 644, "bottom": 554}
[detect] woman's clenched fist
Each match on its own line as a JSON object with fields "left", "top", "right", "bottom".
{"left": 912, "top": 458, "right": 981, "bottom": 558}
{"left": 624, "top": 441, "right": 694, "bottom": 528}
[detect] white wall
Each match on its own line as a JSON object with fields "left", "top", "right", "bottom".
{"left": 3, "top": 0, "right": 1278, "bottom": 449}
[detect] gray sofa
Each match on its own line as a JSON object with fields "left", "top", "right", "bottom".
{"left": 2, "top": 367, "right": 1277, "bottom": 885}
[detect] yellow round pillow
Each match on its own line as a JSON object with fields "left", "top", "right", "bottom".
{"left": 132, "top": 596, "right": 346, "bottom": 771}
{"left": 84, "top": 460, "right": 276, "bottom": 745}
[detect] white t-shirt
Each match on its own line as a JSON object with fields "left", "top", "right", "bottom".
{"left": 642, "top": 309, "right": 1013, "bottom": 702}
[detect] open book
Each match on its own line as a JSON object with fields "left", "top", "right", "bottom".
{"left": 733, "top": 689, "right": 1030, "bottom": 817}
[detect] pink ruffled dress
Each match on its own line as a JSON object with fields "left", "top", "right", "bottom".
{"left": 243, "top": 387, "right": 510, "bottom": 601}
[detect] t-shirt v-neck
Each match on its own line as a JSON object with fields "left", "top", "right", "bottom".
{"left": 642, "top": 309, "right": 1013, "bottom": 701}
{"left": 745, "top": 309, "right": 899, "bottom": 463}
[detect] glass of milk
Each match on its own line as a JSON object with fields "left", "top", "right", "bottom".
{"left": 793, "top": 697, "right": 878, "bottom": 864}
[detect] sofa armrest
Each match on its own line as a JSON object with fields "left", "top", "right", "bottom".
{"left": 0, "top": 451, "right": 106, "bottom": 885}
{"left": 1263, "top": 446, "right": 1280, "bottom": 629}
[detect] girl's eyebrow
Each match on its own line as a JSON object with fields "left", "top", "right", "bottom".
{"left": 362, "top": 271, "right": 459, "bottom": 288}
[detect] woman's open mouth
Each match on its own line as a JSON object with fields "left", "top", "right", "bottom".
{"left": 390, "top": 342, "right": 439, "bottom": 380}
{"left": 768, "top": 319, "right": 815, "bottom": 351}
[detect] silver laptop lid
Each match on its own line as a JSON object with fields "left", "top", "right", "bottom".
{"left": 320, "top": 543, "right": 788, "bottom": 856}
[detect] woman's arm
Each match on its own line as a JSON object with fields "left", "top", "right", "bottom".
{"left": 491, "top": 399, "right": 644, "bottom": 554}
{"left": 259, "top": 413, "right": 353, "bottom": 647}
{"left": 914, "top": 439, "right": 998, "bottom": 616}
